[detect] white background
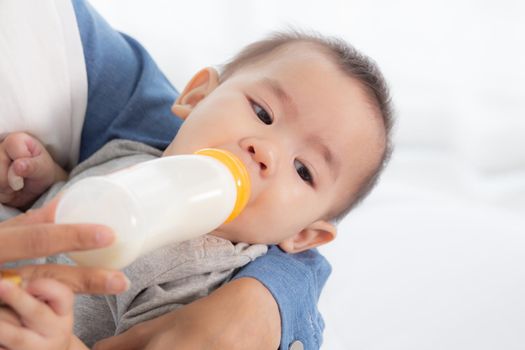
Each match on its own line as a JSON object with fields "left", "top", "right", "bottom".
{"left": 90, "top": 1, "right": 525, "bottom": 349}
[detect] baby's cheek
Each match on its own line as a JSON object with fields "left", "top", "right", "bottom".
{"left": 273, "top": 185, "right": 306, "bottom": 210}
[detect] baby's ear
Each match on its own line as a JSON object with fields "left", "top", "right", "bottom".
{"left": 278, "top": 220, "right": 336, "bottom": 254}
{"left": 171, "top": 67, "right": 219, "bottom": 119}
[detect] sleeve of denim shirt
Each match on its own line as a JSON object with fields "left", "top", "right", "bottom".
{"left": 71, "top": 2, "right": 332, "bottom": 349}
{"left": 233, "top": 246, "right": 332, "bottom": 350}
{"left": 72, "top": 0, "right": 181, "bottom": 162}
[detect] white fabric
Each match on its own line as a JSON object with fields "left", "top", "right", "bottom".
{"left": 0, "top": 0, "right": 87, "bottom": 170}
{"left": 319, "top": 150, "right": 525, "bottom": 350}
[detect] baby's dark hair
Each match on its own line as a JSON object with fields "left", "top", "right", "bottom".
{"left": 219, "top": 30, "right": 393, "bottom": 224}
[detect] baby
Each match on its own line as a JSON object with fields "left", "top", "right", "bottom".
{"left": 0, "top": 30, "right": 392, "bottom": 349}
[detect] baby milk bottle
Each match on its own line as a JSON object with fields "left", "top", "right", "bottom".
{"left": 54, "top": 148, "right": 250, "bottom": 269}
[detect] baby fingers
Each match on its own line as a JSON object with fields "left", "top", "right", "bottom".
{"left": 2, "top": 133, "right": 36, "bottom": 160}
{"left": 25, "top": 278, "right": 74, "bottom": 317}
{"left": 0, "top": 279, "right": 61, "bottom": 335}
{"left": 7, "top": 163, "right": 24, "bottom": 191}
{"left": 0, "top": 305, "right": 22, "bottom": 327}
{"left": 0, "top": 319, "right": 38, "bottom": 350}
{"left": 6, "top": 156, "right": 41, "bottom": 191}
{"left": 0, "top": 149, "right": 15, "bottom": 195}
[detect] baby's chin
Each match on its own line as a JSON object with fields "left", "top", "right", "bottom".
{"left": 161, "top": 140, "right": 198, "bottom": 157}
{"left": 161, "top": 146, "right": 184, "bottom": 157}
{"left": 211, "top": 219, "right": 259, "bottom": 244}
{"left": 209, "top": 228, "right": 240, "bottom": 243}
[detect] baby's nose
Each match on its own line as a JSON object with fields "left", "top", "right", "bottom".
{"left": 241, "top": 139, "right": 277, "bottom": 177}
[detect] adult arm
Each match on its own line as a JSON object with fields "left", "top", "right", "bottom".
{"left": 232, "top": 246, "right": 331, "bottom": 350}
{"left": 94, "top": 247, "right": 330, "bottom": 350}
{"left": 94, "top": 277, "right": 280, "bottom": 350}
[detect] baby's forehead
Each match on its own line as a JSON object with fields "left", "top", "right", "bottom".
{"left": 227, "top": 41, "right": 386, "bottom": 148}
{"left": 266, "top": 41, "right": 331, "bottom": 60}
{"left": 232, "top": 41, "right": 335, "bottom": 77}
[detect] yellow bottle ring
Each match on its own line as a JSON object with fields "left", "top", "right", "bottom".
{"left": 195, "top": 148, "right": 251, "bottom": 223}
{"left": 0, "top": 270, "right": 22, "bottom": 286}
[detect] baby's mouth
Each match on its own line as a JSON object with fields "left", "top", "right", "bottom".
{"left": 211, "top": 146, "right": 261, "bottom": 202}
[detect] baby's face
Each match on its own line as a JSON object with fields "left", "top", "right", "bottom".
{"left": 164, "top": 44, "right": 384, "bottom": 251}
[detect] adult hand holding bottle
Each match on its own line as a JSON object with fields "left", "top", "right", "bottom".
{"left": 0, "top": 197, "right": 129, "bottom": 295}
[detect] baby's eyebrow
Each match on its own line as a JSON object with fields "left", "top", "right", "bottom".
{"left": 260, "top": 78, "right": 298, "bottom": 118}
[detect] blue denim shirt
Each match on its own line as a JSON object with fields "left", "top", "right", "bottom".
{"left": 72, "top": 1, "right": 331, "bottom": 348}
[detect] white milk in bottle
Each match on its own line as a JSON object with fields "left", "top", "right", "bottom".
{"left": 54, "top": 148, "right": 250, "bottom": 269}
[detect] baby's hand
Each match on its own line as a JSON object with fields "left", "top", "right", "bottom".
{"left": 0, "top": 278, "right": 82, "bottom": 350}
{"left": 0, "top": 132, "right": 67, "bottom": 208}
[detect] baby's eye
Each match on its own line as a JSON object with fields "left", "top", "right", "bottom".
{"left": 294, "top": 159, "right": 314, "bottom": 185}
{"left": 251, "top": 100, "right": 273, "bottom": 125}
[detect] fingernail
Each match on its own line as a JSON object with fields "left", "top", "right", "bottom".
{"left": 107, "top": 274, "right": 130, "bottom": 293}
{"left": 95, "top": 230, "right": 115, "bottom": 247}
{"left": 8, "top": 174, "right": 24, "bottom": 191}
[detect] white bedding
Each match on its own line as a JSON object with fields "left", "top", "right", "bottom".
{"left": 319, "top": 149, "right": 525, "bottom": 350}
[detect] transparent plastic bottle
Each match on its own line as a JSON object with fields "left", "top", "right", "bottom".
{"left": 54, "top": 148, "right": 250, "bottom": 269}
